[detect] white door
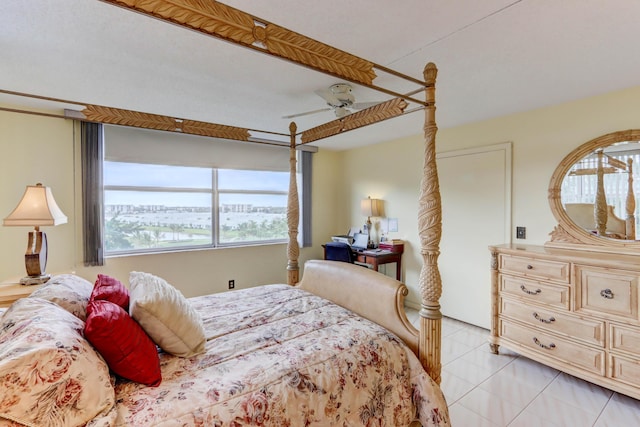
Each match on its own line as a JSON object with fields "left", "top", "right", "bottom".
{"left": 437, "top": 143, "right": 511, "bottom": 329}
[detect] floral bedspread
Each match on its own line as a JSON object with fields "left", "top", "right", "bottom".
{"left": 91, "top": 285, "right": 450, "bottom": 426}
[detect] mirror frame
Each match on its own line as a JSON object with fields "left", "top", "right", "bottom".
{"left": 548, "top": 129, "right": 640, "bottom": 252}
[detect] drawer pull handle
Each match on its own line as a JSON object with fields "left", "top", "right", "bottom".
{"left": 533, "top": 337, "right": 556, "bottom": 350}
{"left": 526, "top": 265, "right": 533, "bottom": 270}
{"left": 520, "top": 284, "right": 541, "bottom": 295}
{"left": 600, "top": 288, "right": 614, "bottom": 299}
{"left": 532, "top": 312, "right": 555, "bottom": 324}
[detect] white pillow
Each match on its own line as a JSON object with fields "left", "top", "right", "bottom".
{"left": 129, "top": 271, "right": 206, "bottom": 357}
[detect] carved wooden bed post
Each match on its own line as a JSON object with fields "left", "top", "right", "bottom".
{"left": 287, "top": 122, "right": 300, "bottom": 285}
{"left": 595, "top": 150, "right": 608, "bottom": 236}
{"left": 626, "top": 158, "right": 636, "bottom": 239}
{"left": 488, "top": 248, "right": 500, "bottom": 354}
{"left": 418, "top": 62, "right": 443, "bottom": 384}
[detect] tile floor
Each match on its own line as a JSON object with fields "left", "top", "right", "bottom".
{"left": 405, "top": 309, "right": 640, "bottom": 426}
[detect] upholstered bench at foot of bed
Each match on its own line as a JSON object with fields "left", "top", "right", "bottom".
{"left": 296, "top": 259, "right": 419, "bottom": 356}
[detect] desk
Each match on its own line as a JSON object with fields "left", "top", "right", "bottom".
{"left": 322, "top": 246, "right": 403, "bottom": 281}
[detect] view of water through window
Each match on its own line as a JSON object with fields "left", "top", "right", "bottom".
{"left": 104, "top": 162, "right": 289, "bottom": 253}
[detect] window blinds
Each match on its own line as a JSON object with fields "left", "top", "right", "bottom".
{"left": 104, "top": 125, "right": 290, "bottom": 172}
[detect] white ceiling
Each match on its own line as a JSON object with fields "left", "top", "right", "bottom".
{"left": 2, "top": 1, "right": 640, "bottom": 150}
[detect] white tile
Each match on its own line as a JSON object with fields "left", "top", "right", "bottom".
{"left": 441, "top": 339, "right": 475, "bottom": 365}
{"left": 526, "top": 392, "right": 600, "bottom": 426}
{"left": 448, "top": 402, "right": 499, "bottom": 427}
{"left": 409, "top": 311, "right": 627, "bottom": 427}
{"left": 478, "top": 341, "right": 520, "bottom": 357}
{"left": 443, "top": 356, "right": 497, "bottom": 384}
{"left": 458, "top": 387, "right": 523, "bottom": 426}
{"left": 440, "top": 370, "right": 476, "bottom": 405}
{"left": 496, "top": 356, "right": 559, "bottom": 391}
{"left": 508, "top": 409, "right": 564, "bottom": 427}
{"left": 448, "top": 328, "right": 491, "bottom": 348}
{"left": 594, "top": 393, "right": 640, "bottom": 427}
{"left": 543, "top": 372, "right": 612, "bottom": 414}
{"left": 442, "top": 317, "right": 468, "bottom": 337}
{"left": 461, "top": 345, "right": 518, "bottom": 374}
{"left": 479, "top": 373, "right": 542, "bottom": 408}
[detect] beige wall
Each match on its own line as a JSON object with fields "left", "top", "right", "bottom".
{"left": 3, "top": 84, "right": 640, "bottom": 305}
{"left": 341, "top": 84, "right": 640, "bottom": 306}
{"left": 0, "top": 110, "right": 335, "bottom": 296}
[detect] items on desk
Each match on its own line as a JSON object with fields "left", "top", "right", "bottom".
{"left": 378, "top": 239, "right": 404, "bottom": 253}
{"left": 351, "top": 233, "right": 369, "bottom": 251}
{"left": 362, "top": 248, "right": 386, "bottom": 255}
{"left": 331, "top": 226, "right": 364, "bottom": 245}
{"left": 322, "top": 241, "right": 404, "bottom": 280}
{"left": 331, "top": 235, "right": 353, "bottom": 245}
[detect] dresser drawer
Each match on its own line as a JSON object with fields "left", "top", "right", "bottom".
{"left": 499, "top": 254, "right": 570, "bottom": 283}
{"left": 500, "top": 275, "right": 570, "bottom": 310}
{"left": 610, "top": 323, "right": 640, "bottom": 356}
{"left": 609, "top": 354, "right": 640, "bottom": 387}
{"left": 500, "top": 319, "right": 605, "bottom": 375}
{"left": 500, "top": 298, "right": 605, "bottom": 347}
{"left": 575, "top": 266, "right": 639, "bottom": 321}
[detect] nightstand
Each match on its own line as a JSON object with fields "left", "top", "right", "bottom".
{"left": 0, "top": 282, "right": 44, "bottom": 308}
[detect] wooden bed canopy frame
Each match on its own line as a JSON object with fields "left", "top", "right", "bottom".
{"left": 1, "top": 0, "right": 445, "bottom": 384}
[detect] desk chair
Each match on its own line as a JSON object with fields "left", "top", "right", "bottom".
{"left": 324, "top": 242, "right": 354, "bottom": 263}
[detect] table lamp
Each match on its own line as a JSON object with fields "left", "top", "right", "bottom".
{"left": 3, "top": 183, "right": 68, "bottom": 285}
{"left": 360, "top": 196, "right": 383, "bottom": 247}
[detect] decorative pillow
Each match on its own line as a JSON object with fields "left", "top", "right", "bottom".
{"left": 0, "top": 298, "right": 115, "bottom": 426}
{"left": 29, "top": 274, "right": 94, "bottom": 321}
{"left": 129, "top": 271, "right": 206, "bottom": 357}
{"left": 85, "top": 300, "right": 161, "bottom": 386}
{"left": 90, "top": 274, "right": 130, "bottom": 311}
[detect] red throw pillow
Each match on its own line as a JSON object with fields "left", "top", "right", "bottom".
{"left": 90, "top": 274, "right": 130, "bottom": 311}
{"left": 84, "top": 299, "right": 161, "bottom": 386}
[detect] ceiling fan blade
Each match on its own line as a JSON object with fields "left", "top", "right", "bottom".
{"left": 314, "top": 88, "right": 343, "bottom": 107}
{"left": 282, "top": 107, "right": 332, "bottom": 119}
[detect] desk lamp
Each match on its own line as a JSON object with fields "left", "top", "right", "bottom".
{"left": 3, "top": 183, "right": 68, "bottom": 285}
{"left": 360, "top": 196, "right": 383, "bottom": 248}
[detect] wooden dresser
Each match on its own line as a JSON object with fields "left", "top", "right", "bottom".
{"left": 489, "top": 243, "right": 640, "bottom": 399}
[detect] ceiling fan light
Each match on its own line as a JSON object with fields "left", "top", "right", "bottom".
{"left": 335, "top": 107, "right": 348, "bottom": 118}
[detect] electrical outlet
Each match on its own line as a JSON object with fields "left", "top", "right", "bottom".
{"left": 228, "top": 279, "right": 235, "bottom": 289}
{"left": 516, "top": 226, "right": 526, "bottom": 239}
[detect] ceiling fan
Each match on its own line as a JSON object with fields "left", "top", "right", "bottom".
{"left": 282, "top": 83, "right": 382, "bottom": 119}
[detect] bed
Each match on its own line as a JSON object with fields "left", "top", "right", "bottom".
{"left": 0, "top": 1, "right": 449, "bottom": 426}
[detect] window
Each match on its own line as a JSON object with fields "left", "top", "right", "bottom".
{"left": 104, "top": 162, "right": 289, "bottom": 254}
{"left": 82, "top": 124, "right": 311, "bottom": 263}
{"left": 218, "top": 169, "right": 289, "bottom": 244}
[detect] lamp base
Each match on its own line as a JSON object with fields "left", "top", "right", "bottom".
{"left": 20, "top": 274, "right": 51, "bottom": 286}
{"left": 25, "top": 230, "right": 48, "bottom": 277}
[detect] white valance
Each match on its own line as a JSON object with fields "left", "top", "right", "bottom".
{"left": 104, "top": 125, "right": 290, "bottom": 172}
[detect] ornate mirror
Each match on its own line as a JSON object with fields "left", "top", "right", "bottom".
{"left": 548, "top": 129, "right": 640, "bottom": 251}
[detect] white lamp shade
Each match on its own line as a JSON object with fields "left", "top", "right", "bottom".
{"left": 361, "top": 198, "right": 383, "bottom": 218}
{"left": 3, "top": 184, "right": 68, "bottom": 227}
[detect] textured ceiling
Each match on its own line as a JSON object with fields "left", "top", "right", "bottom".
{"left": 2, "top": 1, "right": 640, "bottom": 150}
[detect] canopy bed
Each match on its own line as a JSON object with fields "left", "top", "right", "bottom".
{"left": 0, "top": 1, "right": 449, "bottom": 425}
